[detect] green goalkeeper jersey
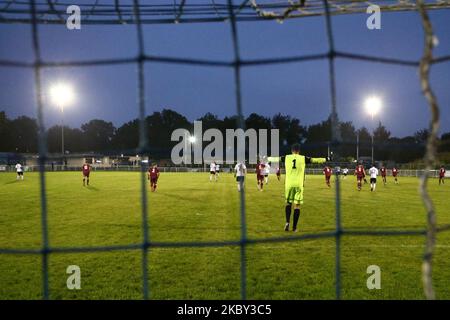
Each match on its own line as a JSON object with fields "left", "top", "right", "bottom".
{"left": 268, "top": 154, "right": 328, "bottom": 189}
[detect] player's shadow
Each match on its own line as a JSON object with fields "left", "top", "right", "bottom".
{"left": 86, "top": 186, "right": 100, "bottom": 191}
{"left": 160, "top": 225, "right": 242, "bottom": 232}
{"left": 345, "top": 225, "right": 426, "bottom": 231}
{"left": 4, "top": 180, "right": 19, "bottom": 185}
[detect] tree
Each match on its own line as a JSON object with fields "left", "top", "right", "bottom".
{"left": 245, "top": 113, "right": 271, "bottom": 131}
{"left": 306, "top": 118, "right": 331, "bottom": 144}
{"left": 441, "top": 132, "right": 450, "bottom": 141}
{"left": 272, "top": 113, "right": 306, "bottom": 154}
{"left": 357, "top": 127, "right": 371, "bottom": 143}
{"left": 0, "top": 111, "right": 12, "bottom": 151}
{"left": 147, "top": 109, "right": 191, "bottom": 157}
{"left": 354, "top": 127, "right": 372, "bottom": 159}
{"left": 387, "top": 136, "right": 424, "bottom": 162}
{"left": 112, "top": 119, "right": 139, "bottom": 151}
{"left": 373, "top": 121, "right": 391, "bottom": 143}
{"left": 339, "top": 121, "right": 357, "bottom": 158}
{"left": 10, "top": 116, "right": 38, "bottom": 153}
{"left": 438, "top": 132, "right": 450, "bottom": 153}
{"left": 47, "top": 125, "right": 85, "bottom": 153}
{"left": 197, "top": 113, "right": 221, "bottom": 131}
{"left": 340, "top": 121, "right": 357, "bottom": 144}
{"left": 221, "top": 116, "right": 239, "bottom": 132}
{"left": 414, "top": 129, "right": 429, "bottom": 144}
{"left": 81, "top": 119, "right": 116, "bottom": 152}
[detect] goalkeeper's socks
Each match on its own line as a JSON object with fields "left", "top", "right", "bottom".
{"left": 293, "top": 209, "right": 300, "bottom": 230}
{"left": 285, "top": 204, "right": 292, "bottom": 224}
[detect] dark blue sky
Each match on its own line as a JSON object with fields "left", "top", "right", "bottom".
{"left": 0, "top": 7, "right": 449, "bottom": 137}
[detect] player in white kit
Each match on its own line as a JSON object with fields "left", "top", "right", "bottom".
{"left": 264, "top": 162, "right": 271, "bottom": 184}
{"left": 209, "top": 162, "right": 217, "bottom": 182}
{"left": 15, "top": 163, "right": 24, "bottom": 180}
{"left": 369, "top": 165, "right": 379, "bottom": 192}
{"left": 234, "top": 162, "right": 247, "bottom": 191}
{"left": 215, "top": 163, "right": 220, "bottom": 178}
{"left": 342, "top": 168, "right": 349, "bottom": 179}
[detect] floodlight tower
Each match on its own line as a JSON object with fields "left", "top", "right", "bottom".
{"left": 49, "top": 83, "right": 75, "bottom": 156}
{"left": 364, "top": 96, "right": 382, "bottom": 164}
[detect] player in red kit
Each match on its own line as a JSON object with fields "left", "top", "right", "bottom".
{"left": 276, "top": 167, "right": 281, "bottom": 181}
{"left": 392, "top": 167, "right": 399, "bottom": 184}
{"left": 148, "top": 164, "right": 160, "bottom": 192}
{"left": 323, "top": 166, "right": 332, "bottom": 187}
{"left": 256, "top": 160, "right": 265, "bottom": 191}
{"left": 82, "top": 162, "right": 91, "bottom": 186}
{"left": 354, "top": 163, "right": 366, "bottom": 191}
{"left": 439, "top": 166, "right": 446, "bottom": 185}
{"left": 380, "top": 165, "right": 387, "bottom": 185}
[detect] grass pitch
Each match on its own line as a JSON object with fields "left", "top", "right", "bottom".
{"left": 0, "top": 171, "right": 449, "bottom": 300}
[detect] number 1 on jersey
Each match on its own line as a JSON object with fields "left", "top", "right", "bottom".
{"left": 292, "top": 159, "right": 297, "bottom": 169}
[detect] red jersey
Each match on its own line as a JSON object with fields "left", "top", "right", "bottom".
{"left": 149, "top": 167, "right": 160, "bottom": 179}
{"left": 392, "top": 168, "right": 398, "bottom": 177}
{"left": 440, "top": 168, "right": 446, "bottom": 177}
{"left": 380, "top": 167, "right": 386, "bottom": 176}
{"left": 323, "top": 167, "right": 332, "bottom": 177}
{"left": 256, "top": 163, "right": 265, "bottom": 176}
{"left": 82, "top": 164, "right": 90, "bottom": 173}
{"left": 355, "top": 165, "right": 365, "bottom": 178}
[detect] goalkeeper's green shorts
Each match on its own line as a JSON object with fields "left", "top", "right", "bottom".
{"left": 285, "top": 187, "right": 304, "bottom": 205}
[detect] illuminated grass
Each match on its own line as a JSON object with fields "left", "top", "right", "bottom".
{"left": 0, "top": 171, "right": 449, "bottom": 299}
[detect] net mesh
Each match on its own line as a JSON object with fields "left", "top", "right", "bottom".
{"left": 0, "top": 0, "right": 449, "bottom": 300}
{"left": 1, "top": 0, "right": 450, "bottom": 24}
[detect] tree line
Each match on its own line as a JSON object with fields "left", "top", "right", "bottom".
{"left": 1, "top": 109, "right": 449, "bottom": 163}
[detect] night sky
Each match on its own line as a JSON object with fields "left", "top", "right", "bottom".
{"left": 0, "top": 6, "right": 449, "bottom": 138}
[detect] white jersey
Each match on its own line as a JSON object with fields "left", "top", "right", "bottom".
{"left": 15, "top": 164, "right": 23, "bottom": 172}
{"left": 264, "top": 163, "right": 270, "bottom": 175}
{"left": 343, "top": 168, "right": 349, "bottom": 174}
{"left": 210, "top": 163, "right": 216, "bottom": 172}
{"left": 234, "top": 163, "right": 246, "bottom": 177}
{"left": 215, "top": 164, "right": 220, "bottom": 172}
{"left": 369, "top": 167, "right": 379, "bottom": 179}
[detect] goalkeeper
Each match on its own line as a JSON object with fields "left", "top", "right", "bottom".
{"left": 268, "top": 143, "right": 331, "bottom": 232}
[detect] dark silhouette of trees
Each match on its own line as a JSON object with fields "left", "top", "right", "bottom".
{"left": 197, "top": 112, "right": 222, "bottom": 131}
{"left": 271, "top": 113, "right": 307, "bottom": 155}
{"left": 147, "top": 109, "right": 191, "bottom": 158}
{"left": 439, "top": 132, "right": 450, "bottom": 153}
{"left": 374, "top": 122, "right": 391, "bottom": 142}
{"left": 10, "top": 116, "right": 38, "bottom": 153}
{"left": 414, "top": 129, "right": 429, "bottom": 144}
{"left": 0, "top": 109, "right": 447, "bottom": 164}
{"left": 245, "top": 113, "right": 271, "bottom": 131}
{"left": 0, "top": 111, "right": 12, "bottom": 151}
{"left": 373, "top": 122, "right": 391, "bottom": 160}
{"left": 112, "top": 119, "right": 139, "bottom": 151}
{"left": 340, "top": 121, "right": 357, "bottom": 143}
{"left": 81, "top": 119, "right": 116, "bottom": 152}
{"left": 47, "top": 126, "right": 85, "bottom": 153}
{"left": 339, "top": 121, "right": 357, "bottom": 159}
